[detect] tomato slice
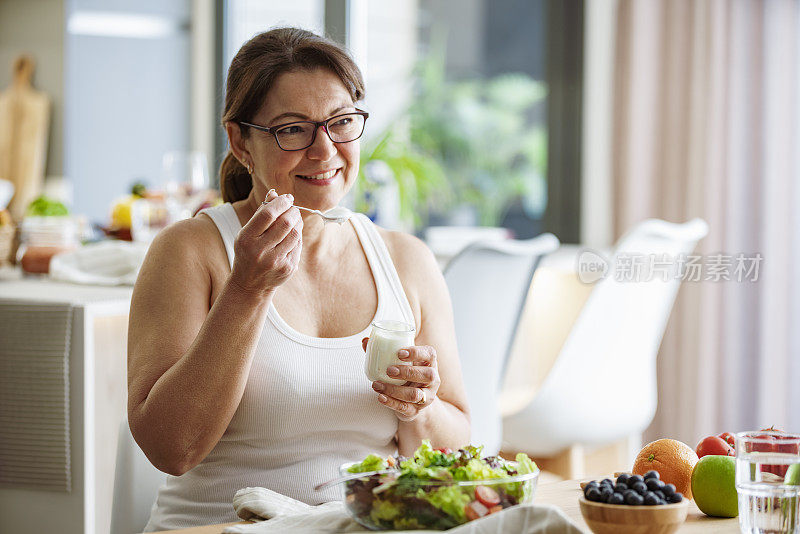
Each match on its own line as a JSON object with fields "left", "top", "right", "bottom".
{"left": 752, "top": 434, "right": 777, "bottom": 453}
{"left": 475, "top": 485, "right": 501, "bottom": 507}
{"left": 753, "top": 432, "right": 780, "bottom": 476}
{"left": 434, "top": 447, "right": 453, "bottom": 454}
{"left": 465, "top": 501, "right": 489, "bottom": 521}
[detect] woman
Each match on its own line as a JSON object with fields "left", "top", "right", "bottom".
{"left": 129, "top": 28, "right": 470, "bottom": 530}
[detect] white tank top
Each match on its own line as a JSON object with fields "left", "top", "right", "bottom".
{"left": 144, "top": 203, "right": 415, "bottom": 531}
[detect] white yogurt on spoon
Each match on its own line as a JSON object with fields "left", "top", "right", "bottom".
{"left": 296, "top": 205, "right": 353, "bottom": 224}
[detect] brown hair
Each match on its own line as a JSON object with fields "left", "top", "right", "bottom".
{"left": 219, "top": 27, "right": 365, "bottom": 203}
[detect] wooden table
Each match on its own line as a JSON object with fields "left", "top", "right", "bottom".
{"left": 151, "top": 478, "right": 740, "bottom": 533}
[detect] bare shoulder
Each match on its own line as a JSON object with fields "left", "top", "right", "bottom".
{"left": 152, "top": 214, "right": 218, "bottom": 251}
{"left": 131, "top": 214, "right": 229, "bottom": 310}
{"left": 377, "top": 227, "right": 440, "bottom": 282}
{"left": 142, "top": 214, "right": 224, "bottom": 268}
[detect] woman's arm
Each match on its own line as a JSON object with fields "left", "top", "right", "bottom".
{"left": 128, "top": 192, "right": 301, "bottom": 475}
{"left": 382, "top": 233, "right": 471, "bottom": 456}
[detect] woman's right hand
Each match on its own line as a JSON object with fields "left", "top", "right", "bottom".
{"left": 229, "top": 189, "right": 303, "bottom": 298}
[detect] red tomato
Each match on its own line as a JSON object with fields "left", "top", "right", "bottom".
{"left": 465, "top": 501, "right": 489, "bottom": 521}
{"left": 696, "top": 436, "right": 735, "bottom": 458}
{"left": 434, "top": 447, "right": 453, "bottom": 455}
{"left": 718, "top": 432, "right": 736, "bottom": 448}
{"left": 475, "top": 485, "right": 501, "bottom": 507}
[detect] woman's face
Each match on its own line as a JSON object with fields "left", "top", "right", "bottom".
{"left": 239, "top": 68, "right": 361, "bottom": 211}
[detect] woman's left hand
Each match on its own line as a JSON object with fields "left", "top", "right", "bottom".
{"left": 362, "top": 339, "right": 441, "bottom": 422}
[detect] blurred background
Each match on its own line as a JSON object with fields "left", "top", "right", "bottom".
{"left": 1, "top": 0, "right": 798, "bottom": 471}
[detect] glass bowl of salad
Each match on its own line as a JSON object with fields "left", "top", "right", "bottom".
{"left": 338, "top": 441, "right": 539, "bottom": 530}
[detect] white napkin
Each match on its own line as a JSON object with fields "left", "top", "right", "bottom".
{"left": 224, "top": 487, "right": 585, "bottom": 534}
{"left": 49, "top": 240, "right": 148, "bottom": 286}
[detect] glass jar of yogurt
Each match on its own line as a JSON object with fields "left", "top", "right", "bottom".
{"left": 364, "top": 320, "right": 415, "bottom": 386}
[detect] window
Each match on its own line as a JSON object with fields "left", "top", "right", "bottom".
{"left": 221, "top": 1, "right": 583, "bottom": 241}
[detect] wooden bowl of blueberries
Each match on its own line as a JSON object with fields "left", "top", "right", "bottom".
{"left": 579, "top": 471, "right": 689, "bottom": 534}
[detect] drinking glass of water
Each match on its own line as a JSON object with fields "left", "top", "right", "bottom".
{"left": 735, "top": 431, "right": 800, "bottom": 533}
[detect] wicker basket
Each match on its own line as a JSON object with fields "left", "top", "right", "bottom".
{"left": 0, "top": 224, "right": 15, "bottom": 266}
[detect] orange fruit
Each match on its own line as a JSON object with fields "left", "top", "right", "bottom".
{"left": 632, "top": 438, "right": 699, "bottom": 499}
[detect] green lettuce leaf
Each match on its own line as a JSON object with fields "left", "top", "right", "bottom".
{"left": 369, "top": 498, "right": 401, "bottom": 523}
{"left": 26, "top": 195, "right": 68, "bottom": 217}
{"left": 515, "top": 453, "right": 537, "bottom": 475}
{"left": 419, "top": 485, "right": 471, "bottom": 522}
{"left": 347, "top": 453, "right": 388, "bottom": 474}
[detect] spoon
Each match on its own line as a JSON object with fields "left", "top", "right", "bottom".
{"left": 296, "top": 205, "right": 353, "bottom": 225}
{"left": 314, "top": 469, "right": 397, "bottom": 492}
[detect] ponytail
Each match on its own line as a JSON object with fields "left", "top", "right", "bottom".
{"left": 219, "top": 151, "right": 253, "bottom": 203}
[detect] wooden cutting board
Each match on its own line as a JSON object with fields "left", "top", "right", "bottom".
{"left": 0, "top": 55, "right": 51, "bottom": 221}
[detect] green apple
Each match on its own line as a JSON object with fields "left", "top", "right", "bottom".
{"left": 691, "top": 455, "right": 738, "bottom": 517}
{"left": 786, "top": 463, "right": 800, "bottom": 485}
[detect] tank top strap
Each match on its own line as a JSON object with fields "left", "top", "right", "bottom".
{"left": 349, "top": 213, "right": 416, "bottom": 328}
{"left": 198, "top": 203, "right": 240, "bottom": 269}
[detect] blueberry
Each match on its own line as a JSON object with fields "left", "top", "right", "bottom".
{"left": 608, "top": 492, "right": 625, "bottom": 505}
{"left": 669, "top": 492, "right": 683, "bottom": 503}
{"left": 628, "top": 474, "right": 644, "bottom": 486}
{"left": 601, "top": 478, "right": 615, "bottom": 487}
{"left": 654, "top": 490, "right": 666, "bottom": 501}
{"left": 586, "top": 488, "right": 602, "bottom": 502}
{"left": 584, "top": 481, "right": 599, "bottom": 492}
{"left": 643, "top": 491, "right": 658, "bottom": 505}
{"left": 632, "top": 481, "right": 648, "bottom": 494}
{"left": 616, "top": 473, "right": 631, "bottom": 485}
{"left": 644, "top": 470, "right": 660, "bottom": 480}
{"left": 614, "top": 482, "right": 629, "bottom": 493}
{"left": 623, "top": 489, "right": 637, "bottom": 500}
{"left": 625, "top": 492, "right": 644, "bottom": 505}
{"left": 656, "top": 498, "right": 668, "bottom": 505}
{"left": 661, "top": 483, "right": 676, "bottom": 497}
{"left": 645, "top": 478, "right": 664, "bottom": 491}
{"left": 600, "top": 487, "right": 614, "bottom": 502}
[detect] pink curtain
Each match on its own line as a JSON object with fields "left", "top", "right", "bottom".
{"left": 611, "top": 0, "right": 800, "bottom": 443}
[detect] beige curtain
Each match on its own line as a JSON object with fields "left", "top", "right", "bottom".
{"left": 611, "top": 0, "right": 800, "bottom": 443}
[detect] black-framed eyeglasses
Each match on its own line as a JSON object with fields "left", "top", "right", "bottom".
{"left": 239, "top": 109, "right": 369, "bottom": 151}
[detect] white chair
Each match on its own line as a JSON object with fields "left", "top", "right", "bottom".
{"left": 444, "top": 233, "right": 560, "bottom": 456}
{"left": 111, "top": 419, "right": 166, "bottom": 534}
{"left": 501, "top": 219, "right": 708, "bottom": 471}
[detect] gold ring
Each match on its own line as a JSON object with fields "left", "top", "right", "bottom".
{"left": 261, "top": 200, "right": 269, "bottom": 206}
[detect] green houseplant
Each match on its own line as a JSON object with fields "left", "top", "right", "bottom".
{"left": 355, "top": 126, "right": 449, "bottom": 228}
{"left": 355, "top": 47, "right": 548, "bottom": 229}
